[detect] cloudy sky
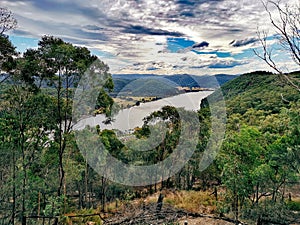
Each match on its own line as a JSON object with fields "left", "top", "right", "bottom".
{"left": 2, "top": 0, "right": 299, "bottom": 75}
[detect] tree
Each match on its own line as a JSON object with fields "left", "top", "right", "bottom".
{"left": 18, "top": 36, "right": 115, "bottom": 206}
{"left": 0, "top": 7, "right": 18, "bottom": 83}
{"left": 218, "top": 126, "right": 264, "bottom": 222}
{"left": 0, "top": 7, "right": 17, "bottom": 35}
{"left": 0, "top": 84, "right": 55, "bottom": 224}
{"left": 0, "top": 35, "right": 17, "bottom": 75}
{"left": 254, "top": 0, "right": 300, "bottom": 91}
{"left": 28, "top": 36, "right": 98, "bottom": 197}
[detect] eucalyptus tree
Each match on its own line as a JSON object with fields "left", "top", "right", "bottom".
{"left": 218, "top": 126, "right": 265, "bottom": 222}
{"left": 19, "top": 36, "right": 114, "bottom": 202}
{"left": 0, "top": 83, "right": 55, "bottom": 224}
{"left": 22, "top": 36, "right": 94, "bottom": 196}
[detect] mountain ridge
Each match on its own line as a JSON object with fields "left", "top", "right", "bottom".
{"left": 111, "top": 73, "right": 238, "bottom": 97}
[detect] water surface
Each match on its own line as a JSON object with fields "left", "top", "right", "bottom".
{"left": 74, "top": 91, "right": 213, "bottom": 131}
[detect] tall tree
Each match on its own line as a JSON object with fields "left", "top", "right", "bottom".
{"left": 19, "top": 36, "right": 114, "bottom": 199}
{"left": 0, "top": 35, "right": 17, "bottom": 76}
{"left": 0, "top": 83, "right": 55, "bottom": 224}
{"left": 218, "top": 126, "right": 264, "bottom": 222}
{"left": 37, "top": 36, "right": 93, "bottom": 197}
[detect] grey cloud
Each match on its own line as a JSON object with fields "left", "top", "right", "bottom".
{"left": 29, "top": 0, "right": 106, "bottom": 20}
{"left": 177, "top": 41, "right": 209, "bottom": 54}
{"left": 2, "top": 0, "right": 271, "bottom": 74}
{"left": 9, "top": 0, "right": 262, "bottom": 44}
{"left": 180, "top": 11, "right": 195, "bottom": 17}
{"left": 83, "top": 25, "right": 104, "bottom": 31}
{"left": 176, "top": 0, "right": 197, "bottom": 6}
{"left": 15, "top": 14, "right": 109, "bottom": 43}
{"left": 12, "top": 29, "right": 34, "bottom": 37}
{"left": 171, "top": 0, "right": 259, "bottom": 36}
{"left": 230, "top": 37, "right": 258, "bottom": 47}
{"left": 122, "top": 25, "right": 183, "bottom": 37}
{"left": 192, "top": 41, "right": 209, "bottom": 49}
{"left": 73, "top": 28, "right": 109, "bottom": 41}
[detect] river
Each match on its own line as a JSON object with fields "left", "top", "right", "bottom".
{"left": 73, "top": 91, "right": 213, "bottom": 132}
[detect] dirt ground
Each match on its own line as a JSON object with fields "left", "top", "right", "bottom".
{"left": 178, "top": 217, "right": 237, "bottom": 225}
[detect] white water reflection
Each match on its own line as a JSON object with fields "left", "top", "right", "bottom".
{"left": 74, "top": 91, "right": 213, "bottom": 132}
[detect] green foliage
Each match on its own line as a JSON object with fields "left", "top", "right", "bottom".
{"left": 95, "top": 88, "right": 114, "bottom": 116}
{"left": 0, "top": 34, "right": 115, "bottom": 223}
{"left": 287, "top": 200, "right": 300, "bottom": 211}
{"left": 0, "top": 34, "right": 17, "bottom": 73}
{"left": 43, "top": 196, "right": 65, "bottom": 216}
{"left": 202, "top": 71, "right": 300, "bottom": 222}
{"left": 99, "top": 129, "right": 125, "bottom": 160}
{"left": 220, "top": 72, "right": 299, "bottom": 115}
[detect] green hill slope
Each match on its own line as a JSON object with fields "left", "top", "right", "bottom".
{"left": 211, "top": 71, "right": 300, "bottom": 115}
{"left": 114, "top": 77, "right": 182, "bottom": 97}
{"left": 111, "top": 74, "right": 237, "bottom": 97}
{"left": 197, "top": 71, "right": 300, "bottom": 224}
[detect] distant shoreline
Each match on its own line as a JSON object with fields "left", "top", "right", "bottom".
{"left": 112, "top": 89, "right": 214, "bottom": 109}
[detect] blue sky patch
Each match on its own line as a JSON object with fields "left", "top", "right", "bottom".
{"left": 9, "top": 36, "right": 39, "bottom": 53}
{"left": 9, "top": 36, "right": 115, "bottom": 60}
{"left": 193, "top": 50, "right": 231, "bottom": 58}
{"left": 167, "top": 37, "right": 196, "bottom": 53}
{"left": 232, "top": 49, "right": 256, "bottom": 60}
{"left": 90, "top": 49, "right": 115, "bottom": 59}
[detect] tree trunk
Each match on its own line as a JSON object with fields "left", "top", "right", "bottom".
{"left": 156, "top": 193, "right": 164, "bottom": 212}
{"left": 12, "top": 147, "right": 16, "bottom": 225}
{"left": 85, "top": 161, "right": 88, "bottom": 208}
{"left": 101, "top": 177, "right": 106, "bottom": 212}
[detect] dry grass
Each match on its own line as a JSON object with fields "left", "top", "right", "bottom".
{"left": 177, "top": 217, "right": 235, "bottom": 225}
{"left": 104, "top": 189, "right": 218, "bottom": 215}
{"left": 113, "top": 96, "right": 158, "bottom": 108}
{"left": 162, "top": 190, "right": 217, "bottom": 214}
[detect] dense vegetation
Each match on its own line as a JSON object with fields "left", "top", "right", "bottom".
{"left": 1, "top": 19, "right": 300, "bottom": 225}
{"left": 211, "top": 71, "right": 300, "bottom": 223}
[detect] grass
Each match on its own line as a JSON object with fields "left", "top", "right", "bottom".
{"left": 287, "top": 199, "right": 300, "bottom": 211}
{"left": 103, "top": 189, "right": 218, "bottom": 215}
{"left": 59, "top": 190, "right": 220, "bottom": 224}
{"left": 163, "top": 190, "right": 217, "bottom": 214}
{"left": 62, "top": 208, "right": 102, "bottom": 225}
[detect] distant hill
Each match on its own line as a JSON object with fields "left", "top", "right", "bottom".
{"left": 111, "top": 73, "right": 237, "bottom": 97}
{"left": 115, "top": 76, "right": 182, "bottom": 97}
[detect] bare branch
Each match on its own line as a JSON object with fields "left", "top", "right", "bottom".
{"left": 255, "top": 0, "right": 300, "bottom": 91}
{"left": 0, "top": 7, "right": 17, "bottom": 35}
{"left": 254, "top": 29, "right": 282, "bottom": 74}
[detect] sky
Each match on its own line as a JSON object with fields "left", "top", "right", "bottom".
{"left": 2, "top": 0, "right": 299, "bottom": 76}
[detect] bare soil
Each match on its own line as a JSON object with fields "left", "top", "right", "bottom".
{"left": 103, "top": 202, "right": 239, "bottom": 225}
{"left": 178, "top": 217, "right": 237, "bottom": 225}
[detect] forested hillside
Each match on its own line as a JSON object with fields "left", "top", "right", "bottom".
{"left": 111, "top": 74, "right": 237, "bottom": 97}
{"left": 203, "top": 71, "right": 300, "bottom": 224}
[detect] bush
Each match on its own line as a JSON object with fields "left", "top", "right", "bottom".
{"left": 287, "top": 200, "right": 300, "bottom": 211}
